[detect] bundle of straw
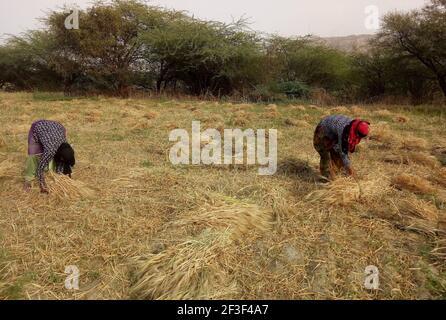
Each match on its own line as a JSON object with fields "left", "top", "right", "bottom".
{"left": 130, "top": 230, "right": 237, "bottom": 300}
{"left": 306, "top": 175, "right": 390, "bottom": 207}
{"left": 168, "top": 202, "right": 274, "bottom": 240}
{"left": 398, "top": 198, "right": 439, "bottom": 222}
{"left": 46, "top": 172, "right": 95, "bottom": 199}
{"left": 383, "top": 153, "right": 439, "bottom": 169}
{"left": 391, "top": 173, "right": 436, "bottom": 195}
{"left": 130, "top": 199, "right": 273, "bottom": 300}
{"left": 400, "top": 136, "right": 428, "bottom": 151}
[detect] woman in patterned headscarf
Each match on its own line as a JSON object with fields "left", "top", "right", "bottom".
{"left": 24, "top": 120, "right": 76, "bottom": 193}
{"left": 313, "top": 115, "right": 370, "bottom": 181}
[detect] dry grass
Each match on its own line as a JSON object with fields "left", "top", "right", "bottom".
{"left": 291, "top": 105, "right": 306, "bottom": 111}
{"left": 401, "top": 136, "right": 429, "bottom": 151}
{"left": 383, "top": 153, "right": 439, "bottom": 169}
{"left": 264, "top": 104, "right": 280, "bottom": 119}
{"left": 0, "top": 160, "right": 21, "bottom": 178}
{"left": 168, "top": 201, "right": 274, "bottom": 239}
{"left": 375, "top": 109, "right": 392, "bottom": 117}
{"left": 394, "top": 115, "right": 410, "bottom": 123}
{"left": 391, "top": 173, "right": 436, "bottom": 195}
{"left": 284, "top": 118, "right": 310, "bottom": 127}
{"left": 130, "top": 230, "right": 237, "bottom": 300}
{"left": 306, "top": 174, "right": 391, "bottom": 207}
{"left": 130, "top": 201, "right": 274, "bottom": 299}
{"left": 0, "top": 135, "right": 6, "bottom": 148}
{"left": 46, "top": 172, "right": 95, "bottom": 200}
{"left": 430, "top": 168, "right": 446, "bottom": 188}
{"left": 369, "top": 123, "right": 399, "bottom": 146}
{"left": 398, "top": 198, "right": 439, "bottom": 222}
{"left": 0, "top": 92, "right": 445, "bottom": 300}
{"left": 330, "top": 106, "right": 349, "bottom": 113}
{"left": 350, "top": 106, "right": 367, "bottom": 116}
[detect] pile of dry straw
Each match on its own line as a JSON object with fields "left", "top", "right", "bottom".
{"left": 130, "top": 199, "right": 274, "bottom": 299}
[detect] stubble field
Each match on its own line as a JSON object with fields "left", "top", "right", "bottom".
{"left": 0, "top": 92, "right": 445, "bottom": 299}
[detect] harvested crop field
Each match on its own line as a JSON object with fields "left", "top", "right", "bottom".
{"left": 0, "top": 92, "right": 445, "bottom": 299}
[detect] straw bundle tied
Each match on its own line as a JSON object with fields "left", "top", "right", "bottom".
{"left": 46, "top": 171, "right": 95, "bottom": 199}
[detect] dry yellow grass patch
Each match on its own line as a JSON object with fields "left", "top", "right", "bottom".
{"left": 383, "top": 152, "right": 439, "bottom": 169}
{"left": 375, "top": 109, "right": 392, "bottom": 117}
{"left": 0, "top": 159, "right": 22, "bottom": 178}
{"left": 369, "top": 123, "right": 399, "bottom": 146}
{"left": 432, "top": 238, "right": 446, "bottom": 263}
{"left": 84, "top": 110, "right": 103, "bottom": 122}
{"left": 398, "top": 198, "right": 439, "bottom": 222}
{"left": 6, "top": 124, "right": 29, "bottom": 135}
{"left": 0, "top": 135, "right": 6, "bottom": 148}
{"left": 130, "top": 201, "right": 273, "bottom": 300}
{"left": 130, "top": 230, "right": 237, "bottom": 300}
{"left": 264, "top": 104, "right": 280, "bottom": 119}
{"left": 394, "top": 115, "right": 410, "bottom": 123}
{"left": 266, "top": 104, "right": 278, "bottom": 112}
{"left": 385, "top": 197, "right": 441, "bottom": 237}
{"left": 391, "top": 173, "right": 436, "bottom": 195}
{"left": 350, "top": 105, "right": 367, "bottom": 115}
{"left": 143, "top": 111, "right": 159, "bottom": 120}
{"left": 0, "top": 160, "right": 16, "bottom": 177}
{"left": 169, "top": 202, "right": 274, "bottom": 239}
{"left": 1, "top": 93, "right": 445, "bottom": 300}
{"left": 290, "top": 105, "right": 306, "bottom": 111}
{"left": 306, "top": 174, "right": 391, "bottom": 207}
{"left": 400, "top": 136, "right": 428, "bottom": 151}
{"left": 284, "top": 118, "right": 310, "bottom": 127}
{"left": 407, "top": 153, "right": 439, "bottom": 168}
{"left": 232, "top": 113, "right": 249, "bottom": 126}
{"left": 46, "top": 172, "right": 95, "bottom": 200}
{"left": 329, "top": 106, "right": 349, "bottom": 113}
{"left": 430, "top": 168, "right": 446, "bottom": 188}
{"left": 130, "top": 119, "right": 152, "bottom": 130}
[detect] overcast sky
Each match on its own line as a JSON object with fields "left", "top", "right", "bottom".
{"left": 0, "top": 0, "right": 428, "bottom": 41}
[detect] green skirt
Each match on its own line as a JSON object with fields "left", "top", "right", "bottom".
{"left": 24, "top": 155, "right": 56, "bottom": 182}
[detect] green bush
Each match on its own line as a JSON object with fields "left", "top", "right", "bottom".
{"left": 276, "top": 81, "right": 311, "bottom": 98}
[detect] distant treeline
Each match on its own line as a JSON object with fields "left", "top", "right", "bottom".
{"left": 0, "top": 0, "right": 445, "bottom": 104}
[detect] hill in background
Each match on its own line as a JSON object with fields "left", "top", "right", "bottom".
{"left": 319, "top": 34, "right": 374, "bottom": 52}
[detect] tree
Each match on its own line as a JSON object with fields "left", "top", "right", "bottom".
{"left": 142, "top": 17, "right": 263, "bottom": 95}
{"left": 45, "top": 0, "right": 164, "bottom": 96}
{"left": 377, "top": 0, "right": 446, "bottom": 97}
{"left": 265, "top": 36, "right": 353, "bottom": 96}
{"left": 0, "top": 31, "right": 61, "bottom": 90}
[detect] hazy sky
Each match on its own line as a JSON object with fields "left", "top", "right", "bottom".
{"left": 0, "top": 0, "right": 428, "bottom": 41}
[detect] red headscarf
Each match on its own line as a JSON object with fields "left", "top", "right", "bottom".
{"left": 348, "top": 119, "right": 370, "bottom": 152}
